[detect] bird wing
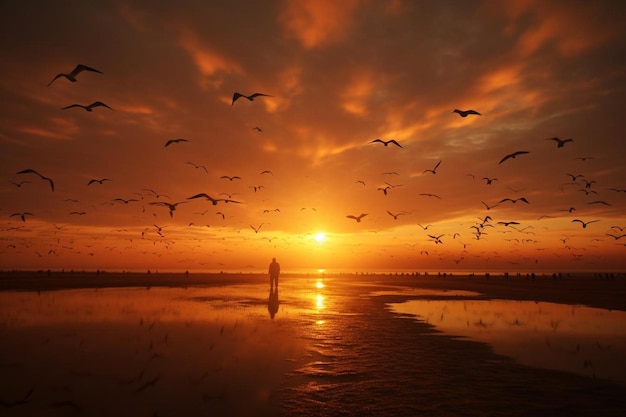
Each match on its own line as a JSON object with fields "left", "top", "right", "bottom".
{"left": 232, "top": 92, "right": 244, "bottom": 105}
{"left": 389, "top": 140, "right": 403, "bottom": 148}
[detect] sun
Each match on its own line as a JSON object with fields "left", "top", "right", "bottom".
{"left": 314, "top": 232, "right": 326, "bottom": 244}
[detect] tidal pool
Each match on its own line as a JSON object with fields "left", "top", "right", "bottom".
{"left": 389, "top": 297, "right": 626, "bottom": 386}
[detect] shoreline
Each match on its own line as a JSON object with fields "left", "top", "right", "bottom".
{"left": 2, "top": 269, "right": 626, "bottom": 312}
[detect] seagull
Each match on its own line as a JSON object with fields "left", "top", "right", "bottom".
{"left": 232, "top": 92, "right": 272, "bottom": 105}
{"left": 428, "top": 234, "right": 445, "bottom": 244}
{"left": 588, "top": 200, "right": 611, "bottom": 206}
{"left": 87, "top": 178, "right": 111, "bottom": 186}
{"left": 185, "top": 162, "right": 208, "bottom": 173}
{"left": 387, "top": 210, "right": 408, "bottom": 220}
{"left": 377, "top": 186, "right": 392, "bottom": 195}
{"left": 497, "top": 221, "right": 520, "bottom": 227}
{"left": 250, "top": 223, "right": 264, "bottom": 233}
{"left": 419, "top": 193, "right": 442, "bottom": 199}
{"left": 252, "top": 126, "right": 263, "bottom": 132}
{"left": 220, "top": 175, "right": 241, "bottom": 181}
{"left": 423, "top": 160, "right": 442, "bottom": 175}
{"left": 10, "top": 212, "right": 33, "bottom": 222}
{"left": 62, "top": 101, "right": 112, "bottom": 112}
{"left": 111, "top": 198, "right": 139, "bottom": 204}
{"left": 546, "top": 137, "right": 573, "bottom": 148}
{"left": 417, "top": 224, "right": 432, "bottom": 230}
{"left": 143, "top": 189, "right": 170, "bottom": 199}
{"left": 499, "top": 197, "right": 529, "bottom": 204}
{"left": 606, "top": 233, "right": 626, "bottom": 240}
{"left": 187, "top": 193, "right": 241, "bottom": 205}
{"left": 165, "top": 138, "right": 189, "bottom": 147}
{"left": 346, "top": 213, "right": 368, "bottom": 222}
{"left": 481, "top": 201, "right": 499, "bottom": 210}
{"left": 572, "top": 219, "right": 600, "bottom": 229}
{"left": 370, "top": 139, "right": 403, "bottom": 148}
{"left": 16, "top": 169, "right": 54, "bottom": 191}
{"left": 260, "top": 170, "right": 273, "bottom": 175}
{"left": 47, "top": 64, "right": 102, "bottom": 86}
{"left": 482, "top": 177, "right": 498, "bottom": 185}
{"left": 499, "top": 151, "right": 530, "bottom": 164}
{"left": 149, "top": 201, "right": 187, "bottom": 218}
{"left": 8, "top": 180, "right": 31, "bottom": 187}
{"left": 453, "top": 109, "right": 481, "bottom": 117}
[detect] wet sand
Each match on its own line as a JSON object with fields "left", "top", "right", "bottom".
{"left": 1, "top": 271, "right": 626, "bottom": 416}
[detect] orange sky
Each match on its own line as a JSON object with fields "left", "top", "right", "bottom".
{"left": 1, "top": 0, "right": 625, "bottom": 273}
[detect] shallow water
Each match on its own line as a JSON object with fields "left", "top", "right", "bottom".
{"left": 1, "top": 277, "right": 626, "bottom": 416}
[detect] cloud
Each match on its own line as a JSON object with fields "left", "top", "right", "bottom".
{"left": 278, "top": 0, "right": 360, "bottom": 49}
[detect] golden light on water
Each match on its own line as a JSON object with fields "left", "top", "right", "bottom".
{"left": 315, "top": 280, "right": 325, "bottom": 289}
{"left": 316, "top": 294, "right": 325, "bottom": 310}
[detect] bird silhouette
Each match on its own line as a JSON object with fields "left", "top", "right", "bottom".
{"left": 386, "top": 210, "right": 408, "bottom": 220}
{"left": 546, "top": 137, "right": 573, "bottom": 148}
{"left": 8, "top": 180, "right": 31, "bottom": 187}
{"left": 378, "top": 186, "right": 392, "bottom": 195}
{"left": 499, "top": 197, "right": 529, "bottom": 204}
{"left": 370, "top": 139, "right": 403, "bottom": 148}
{"left": 149, "top": 201, "right": 187, "bottom": 218}
{"left": 499, "top": 151, "right": 530, "bottom": 164}
{"left": 453, "top": 109, "right": 481, "bottom": 117}
{"left": 423, "top": 160, "right": 442, "bottom": 175}
{"left": 62, "top": 101, "right": 112, "bottom": 112}
{"left": 10, "top": 212, "right": 33, "bottom": 222}
{"left": 482, "top": 177, "right": 497, "bottom": 185}
{"left": 187, "top": 193, "right": 241, "bottom": 205}
{"left": 250, "top": 223, "right": 264, "bottom": 233}
{"left": 572, "top": 219, "right": 600, "bottom": 228}
{"left": 16, "top": 169, "right": 54, "bottom": 191}
{"left": 428, "top": 234, "right": 445, "bottom": 244}
{"left": 185, "top": 162, "right": 208, "bottom": 173}
{"left": 481, "top": 201, "right": 499, "bottom": 210}
{"left": 220, "top": 175, "right": 241, "bottom": 181}
{"left": 232, "top": 92, "right": 272, "bottom": 105}
{"left": 497, "top": 221, "right": 520, "bottom": 227}
{"left": 87, "top": 178, "right": 111, "bottom": 186}
{"left": 165, "top": 138, "right": 189, "bottom": 147}
{"left": 48, "top": 64, "right": 102, "bottom": 86}
{"left": 346, "top": 213, "right": 368, "bottom": 222}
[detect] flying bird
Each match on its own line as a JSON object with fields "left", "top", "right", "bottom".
{"left": 10, "top": 212, "right": 33, "bottom": 222}
{"left": 187, "top": 193, "right": 241, "bottom": 205}
{"left": 220, "top": 175, "right": 241, "bottom": 181}
{"left": 62, "top": 101, "right": 112, "bottom": 112}
{"left": 453, "top": 109, "right": 481, "bottom": 117}
{"left": 499, "top": 197, "right": 529, "bottom": 204}
{"left": 48, "top": 64, "right": 102, "bottom": 86}
{"left": 546, "top": 137, "right": 573, "bottom": 148}
{"left": 8, "top": 180, "right": 31, "bottom": 187}
{"left": 497, "top": 221, "right": 521, "bottom": 227}
{"left": 149, "top": 201, "right": 187, "bottom": 218}
{"left": 87, "top": 178, "right": 111, "bottom": 186}
{"left": 370, "top": 138, "right": 403, "bottom": 148}
{"left": 250, "top": 223, "right": 264, "bottom": 233}
{"left": 185, "top": 162, "right": 208, "bottom": 173}
{"left": 346, "top": 213, "right": 368, "bottom": 223}
{"left": 165, "top": 138, "right": 189, "bottom": 147}
{"left": 232, "top": 92, "right": 272, "bottom": 105}
{"left": 16, "top": 169, "right": 54, "bottom": 191}
{"left": 572, "top": 219, "right": 600, "bottom": 229}
{"left": 428, "top": 234, "right": 445, "bottom": 244}
{"left": 423, "top": 160, "right": 442, "bottom": 174}
{"left": 387, "top": 210, "right": 408, "bottom": 220}
{"left": 419, "top": 193, "right": 442, "bottom": 199}
{"left": 499, "top": 151, "right": 530, "bottom": 164}
{"left": 482, "top": 177, "right": 498, "bottom": 185}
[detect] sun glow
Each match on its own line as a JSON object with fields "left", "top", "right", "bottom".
{"left": 314, "top": 232, "right": 326, "bottom": 243}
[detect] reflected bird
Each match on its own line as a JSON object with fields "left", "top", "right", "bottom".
{"left": 499, "top": 151, "right": 529, "bottom": 164}
{"left": 346, "top": 213, "right": 368, "bottom": 222}
{"left": 232, "top": 92, "right": 272, "bottom": 105}
{"left": 16, "top": 169, "right": 55, "bottom": 191}
{"left": 62, "top": 101, "right": 112, "bottom": 112}
{"left": 546, "top": 137, "right": 573, "bottom": 148}
{"left": 370, "top": 139, "right": 403, "bottom": 148}
{"left": 453, "top": 109, "right": 481, "bottom": 117}
{"left": 48, "top": 64, "right": 102, "bottom": 86}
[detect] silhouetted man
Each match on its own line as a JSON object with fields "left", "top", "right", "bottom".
{"left": 269, "top": 257, "right": 280, "bottom": 288}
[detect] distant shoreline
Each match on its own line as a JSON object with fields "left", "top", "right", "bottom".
{"left": 2, "top": 269, "right": 626, "bottom": 312}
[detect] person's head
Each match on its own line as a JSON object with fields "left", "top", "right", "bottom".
{"left": 272, "top": 257, "right": 276, "bottom": 262}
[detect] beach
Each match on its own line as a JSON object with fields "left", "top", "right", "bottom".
{"left": 1, "top": 271, "right": 626, "bottom": 416}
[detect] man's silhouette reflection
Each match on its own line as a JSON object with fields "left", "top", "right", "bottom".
{"left": 268, "top": 287, "right": 279, "bottom": 319}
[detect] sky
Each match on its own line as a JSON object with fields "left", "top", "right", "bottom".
{"left": 1, "top": 0, "right": 626, "bottom": 274}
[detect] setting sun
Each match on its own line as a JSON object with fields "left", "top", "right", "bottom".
{"left": 314, "top": 232, "right": 327, "bottom": 244}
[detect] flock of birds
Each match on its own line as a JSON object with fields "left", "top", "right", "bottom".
{"left": 2, "top": 62, "right": 626, "bottom": 272}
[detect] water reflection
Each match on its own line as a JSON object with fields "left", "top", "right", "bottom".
{"left": 390, "top": 298, "right": 626, "bottom": 386}
{"left": 268, "top": 287, "right": 279, "bottom": 319}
